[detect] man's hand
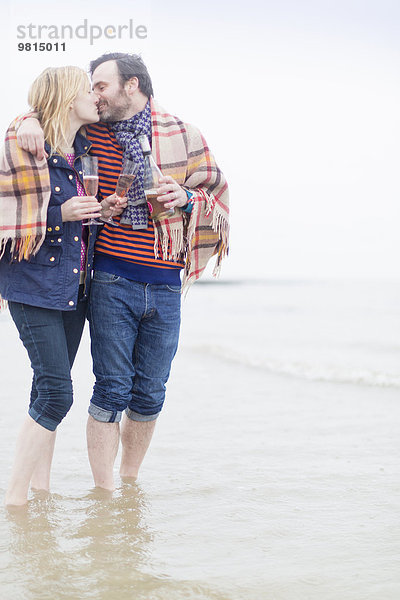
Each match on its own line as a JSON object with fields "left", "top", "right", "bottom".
{"left": 156, "top": 176, "right": 189, "bottom": 209}
{"left": 61, "top": 196, "right": 102, "bottom": 222}
{"left": 17, "top": 118, "right": 47, "bottom": 161}
{"left": 100, "top": 193, "right": 128, "bottom": 219}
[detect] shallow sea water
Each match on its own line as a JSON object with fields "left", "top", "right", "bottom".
{"left": 0, "top": 280, "right": 399, "bottom": 599}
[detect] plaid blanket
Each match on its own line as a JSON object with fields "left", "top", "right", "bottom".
{"left": 150, "top": 99, "right": 229, "bottom": 289}
{"left": 0, "top": 103, "right": 229, "bottom": 297}
{"left": 0, "top": 118, "right": 51, "bottom": 261}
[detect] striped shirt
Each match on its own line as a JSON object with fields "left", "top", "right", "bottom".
{"left": 85, "top": 122, "right": 184, "bottom": 285}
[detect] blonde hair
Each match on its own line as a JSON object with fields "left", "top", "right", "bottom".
{"left": 28, "top": 66, "right": 90, "bottom": 155}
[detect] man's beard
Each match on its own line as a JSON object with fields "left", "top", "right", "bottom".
{"left": 98, "top": 94, "right": 131, "bottom": 122}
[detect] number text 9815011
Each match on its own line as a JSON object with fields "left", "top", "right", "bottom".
{"left": 18, "top": 42, "right": 66, "bottom": 51}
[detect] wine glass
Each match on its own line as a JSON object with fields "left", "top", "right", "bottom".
{"left": 81, "top": 156, "right": 102, "bottom": 226}
{"left": 102, "top": 158, "right": 140, "bottom": 226}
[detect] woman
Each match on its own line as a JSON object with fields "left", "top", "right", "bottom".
{"left": 0, "top": 66, "right": 112, "bottom": 506}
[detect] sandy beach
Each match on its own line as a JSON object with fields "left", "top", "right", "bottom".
{"left": 0, "top": 280, "right": 399, "bottom": 599}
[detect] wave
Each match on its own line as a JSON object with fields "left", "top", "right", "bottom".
{"left": 185, "top": 344, "right": 400, "bottom": 389}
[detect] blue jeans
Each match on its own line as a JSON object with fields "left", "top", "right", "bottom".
{"left": 88, "top": 271, "right": 181, "bottom": 423}
{"left": 8, "top": 287, "right": 88, "bottom": 431}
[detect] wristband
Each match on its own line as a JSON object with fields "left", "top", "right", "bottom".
{"left": 182, "top": 188, "right": 194, "bottom": 213}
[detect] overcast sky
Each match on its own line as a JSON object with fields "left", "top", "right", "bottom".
{"left": 1, "top": 0, "right": 400, "bottom": 281}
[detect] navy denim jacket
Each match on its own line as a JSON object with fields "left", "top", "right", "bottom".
{"left": 0, "top": 132, "right": 97, "bottom": 311}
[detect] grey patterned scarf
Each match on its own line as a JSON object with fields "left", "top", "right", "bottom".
{"left": 109, "top": 100, "right": 152, "bottom": 229}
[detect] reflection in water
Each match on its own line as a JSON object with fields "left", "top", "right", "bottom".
{"left": 72, "top": 483, "right": 154, "bottom": 598}
{"left": 2, "top": 484, "right": 157, "bottom": 600}
{"left": 3, "top": 493, "right": 63, "bottom": 597}
{"left": 1, "top": 483, "right": 227, "bottom": 600}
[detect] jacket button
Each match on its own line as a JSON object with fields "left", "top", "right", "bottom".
{"left": 74, "top": 236, "right": 79, "bottom": 241}
{"left": 49, "top": 256, "right": 55, "bottom": 262}
{"left": 55, "top": 226, "right": 60, "bottom": 231}
{"left": 73, "top": 268, "right": 78, "bottom": 274}
{"left": 68, "top": 174, "right": 74, "bottom": 180}
{"left": 79, "top": 171, "right": 82, "bottom": 175}
{"left": 54, "top": 186, "right": 61, "bottom": 192}
{"left": 47, "top": 227, "right": 52, "bottom": 232}
{"left": 50, "top": 239, "right": 54, "bottom": 243}
{"left": 58, "top": 238, "right": 62, "bottom": 242}
{"left": 53, "top": 158, "right": 58, "bottom": 164}
{"left": 69, "top": 301, "right": 74, "bottom": 306}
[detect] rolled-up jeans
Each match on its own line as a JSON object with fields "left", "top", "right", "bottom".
{"left": 8, "top": 286, "right": 88, "bottom": 431}
{"left": 88, "top": 270, "right": 181, "bottom": 423}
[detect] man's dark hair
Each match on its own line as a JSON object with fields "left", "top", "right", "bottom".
{"left": 89, "top": 52, "right": 154, "bottom": 97}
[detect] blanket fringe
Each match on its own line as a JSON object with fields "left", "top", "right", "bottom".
{"left": 0, "top": 239, "right": 7, "bottom": 261}
{"left": 205, "top": 191, "right": 216, "bottom": 217}
{"left": 0, "top": 234, "right": 45, "bottom": 262}
{"left": 212, "top": 203, "right": 229, "bottom": 252}
{"left": 153, "top": 218, "right": 185, "bottom": 262}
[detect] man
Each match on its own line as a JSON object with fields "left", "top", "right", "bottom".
{"left": 17, "top": 53, "right": 229, "bottom": 490}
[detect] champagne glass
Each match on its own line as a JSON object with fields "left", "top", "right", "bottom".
{"left": 138, "top": 134, "right": 174, "bottom": 219}
{"left": 102, "top": 158, "right": 140, "bottom": 226}
{"left": 81, "top": 156, "right": 102, "bottom": 226}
